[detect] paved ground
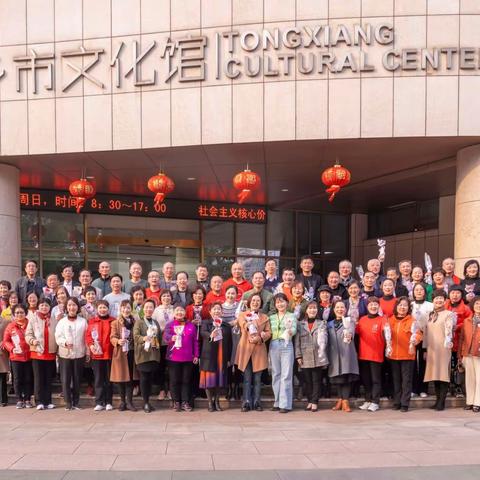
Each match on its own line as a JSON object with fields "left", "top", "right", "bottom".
{"left": 0, "top": 405, "right": 479, "bottom": 478}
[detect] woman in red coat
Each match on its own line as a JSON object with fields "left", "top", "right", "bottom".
{"left": 3, "top": 304, "right": 33, "bottom": 408}
{"left": 85, "top": 300, "right": 114, "bottom": 411}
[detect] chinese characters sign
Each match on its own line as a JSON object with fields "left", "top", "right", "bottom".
{"left": 19, "top": 189, "right": 267, "bottom": 224}
{"left": 2, "top": 23, "right": 480, "bottom": 94}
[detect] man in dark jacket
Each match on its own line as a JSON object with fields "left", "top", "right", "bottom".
{"left": 15, "top": 259, "right": 45, "bottom": 304}
{"left": 296, "top": 255, "right": 323, "bottom": 301}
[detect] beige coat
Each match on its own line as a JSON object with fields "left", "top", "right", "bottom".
{"left": 110, "top": 318, "right": 138, "bottom": 382}
{"left": 424, "top": 309, "right": 456, "bottom": 383}
{"left": 25, "top": 313, "right": 58, "bottom": 354}
{"left": 0, "top": 318, "right": 10, "bottom": 373}
{"left": 235, "top": 311, "right": 271, "bottom": 373}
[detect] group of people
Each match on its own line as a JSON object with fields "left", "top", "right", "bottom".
{"left": 1, "top": 254, "right": 480, "bottom": 415}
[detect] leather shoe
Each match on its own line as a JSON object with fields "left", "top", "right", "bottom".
{"left": 241, "top": 403, "right": 251, "bottom": 412}
{"left": 254, "top": 403, "right": 263, "bottom": 412}
{"left": 270, "top": 406, "right": 280, "bottom": 411}
{"left": 464, "top": 405, "right": 473, "bottom": 410}
{"left": 126, "top": 402, "right": 137, "bottom": 412}
{"left": 118, "top": 402, "right": 126, "bottom": 412}
{"left": 143, "top": 403, "right": 152, "bottom": 413}
{"left": 279, "top": 408, "right": 290, "bottom": 413}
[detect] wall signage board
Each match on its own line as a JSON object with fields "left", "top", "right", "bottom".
{"left": 19, "top": 189, "right": 267, "bottom": 224}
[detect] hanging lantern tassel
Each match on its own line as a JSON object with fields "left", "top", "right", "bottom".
{"left": 148, "top": 172, "right": 175, "bottom": 208}
{"left": 69, "top": 178, "right": 96, "bottom": 213}
{"left": 321, "top": 163, "right": 351, "bottom": 203}
{"left": 233, "top": 168, "right": 261, "bottom": 205}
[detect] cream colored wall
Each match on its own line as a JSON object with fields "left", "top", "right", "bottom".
{"left": 351, "top": 195, "right": 455, "bottom": 270}
{"left": 0, "top": 0, "right": 479, "bottom": 156}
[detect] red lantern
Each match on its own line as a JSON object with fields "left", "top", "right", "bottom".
{"left": 69, "top": 178, "right": 96, "bottom": 213}
{"left": 321, "top": 163, "right": 351, "bottom": 203}
{"left": 233, "top": 168, "right": 261, "bottom": 204}
{"left": 147, "top": 172, "right": 175, "bottom": 207}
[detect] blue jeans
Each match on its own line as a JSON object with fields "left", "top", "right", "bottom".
{"left": 243, "top": 359, "right": 262, "bottom": 406}
{"left": 269, "top": 339, "right": 294, "bottom": 410}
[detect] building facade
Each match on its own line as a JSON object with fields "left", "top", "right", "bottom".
{"left": 0, "top": 0, "right": 479, "bottom": 281}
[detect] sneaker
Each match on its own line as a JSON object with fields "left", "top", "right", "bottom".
{"left": 367, "top": 403, "right": 380, "bottom": 412}
{"left": 24, "top": 401, "right": 33, "bottom": 409}
{"left": 72, "top": 405, "right": 82, "bottom": 410}
{"left": 64, "top": 405, "right": 72, "bottom": 411}
{"left": 455, "top": 392, "right": 465, "bottom": 399}
{"left": 94, "top": 405, "right": 105, "bottom": 411}
{"left": 420, "top": 392, "right": 428, "bottom": 398}
{"left": 36, "top": 404, "right": 45, "bottom": 410}
{"left": 182, "top": 402, "right": 193, "bottom": 412}
{"left": 16, "top": 401, "right": 24, "bottom": 409}
{"left": 410, "top": 392, "right": 418, "bottom": 398}
{"left": 47, "top": 404, "right": 55, "bottom": 409}
{"left": 105, "top": 404, "right": 113, "bottom": 411}
{"left": 359, "top": 401, "right": 371, "bottom": 410}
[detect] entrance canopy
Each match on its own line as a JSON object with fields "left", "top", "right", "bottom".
{"left": 6, "top": 136, "right": 480, "bottom": 213}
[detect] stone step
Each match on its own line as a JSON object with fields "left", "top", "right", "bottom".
{"left": 9, "top": 392, "right": 466, "bottom": 410}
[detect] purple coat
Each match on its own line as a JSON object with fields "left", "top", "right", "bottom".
{"left": 163, "top": 319, "right": 200, "bottom": 362}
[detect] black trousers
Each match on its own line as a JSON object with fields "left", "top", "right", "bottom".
{"left": 11, "top": 361, "right": 33, "bottom": 402}
{"left": 139, "top": 370, "right": 154, "bottom": 404}
{"left": 32, "top": 359, "right": 55, "bottom": 406}
{"left": 156, "top": 345, "right": 169, "bottom": 392}
{"left": 169, "top": 360, "right": 193, "bottom": 404}
{"left": 302, "top": 367, "right": 325, "bottom": 403}
{"left": 413, "top": 346, "right": 428, "bottom": 394}
{"left": 59, "top": 357, "right": 85, "bottom": 407}
{"left": 359, "top": 360, "right": 383, "bottom": 404}
{"left": 118, "top": 350, "right": 135, "bottom": 403}
{"left": 390, "top": 359, "right": 414, "bottom": 408}
{"left": 434, "top": 380, "right": 449, "bottom": 409}
{"left": 0, "top": 372, "right": 7, "bottom": 405}
{"left": 91, "top": 360, "right": 113, "bottom": 406}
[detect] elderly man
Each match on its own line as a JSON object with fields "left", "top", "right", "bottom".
{"left": 15, "top": 259, "right": 45, "bottom": 304}
{"left": 91, "top": 261, "right": 112, "bottom": 298}
{"left": 222, "top": 262, "right": 253, "bottom": 301}
{"left": 338, "top": 260, "right": 354, "bottom": 287}
{"left": 241, "top": 271, "right": 274, "bottom": 315}
{"left": 188, "top": 263, "right": 210, "bottom": 293}
{"left": 159, "top": 262, "right": 176, "bottom": 290}
{"left": 123, "top": 262, "right": 148, "bottom": 294}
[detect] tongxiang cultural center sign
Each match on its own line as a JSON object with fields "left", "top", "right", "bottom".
{"left": 2, "top": 22, "right": 479, "bottom": 93}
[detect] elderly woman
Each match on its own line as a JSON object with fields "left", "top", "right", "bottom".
{"left": 110, "top": 300, "right": 137, "bottom": 411}
{"left": 458, "top": 296, "right": 480, "bottom": 412}
{"left": 327, "top": 300, "right": 359, "bottom": 413}
{"left": 269, "top": 293, "right": 297, "bottom": 413}
{"left": 236, "top": 293, "right": 271, "bottom": 412}
{"left": 295, "top": 301, "right": 329, "bottom": 412}
{"left": 424, "top": 289, "right": 457, "bottom": 411}
{"left": 25, "top": 297, "right": 57, "bottom": 410}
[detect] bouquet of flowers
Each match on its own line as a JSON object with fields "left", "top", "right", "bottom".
{"left": 173, "top": 324, "right": 184, "bottom": 349}
{"left": 91, "top": 329, "right": 103, "bottom": 355}
{"left": 317, "top": 320, "right": 328, "bottom": 364}
{"left": 383, "top": 322, "right": 392, "bottom": 357}
{"left": 33, "top": 321, "right": 44, "bottom": 354}
{"left": 66, "top": 324, "right": 74, "bottom": 358}
{"left": 246, "top": 312, "right": 258, "bottom": 335}
{"left": 408, "top": 320, "right": 418, "bottom": 355}
{"left": 121, "top": 327, "right": 130, "bottom": 353}
{"left": 444, "top": 311, "right": 456, "bottom": 349}
{"left": 377, "top": 239, "right": 386, "bottom": 262}
{"left": 211, "top": 317, "right": 223, "bottom": 342}
{"left": 424, "top": 253, "right": 433, "bottom": 285}
{"left": 11, "top": 331, "right": 22, "bottom": 354}
{"left": 280, "top": 315, "right": 293, "bottom": 346}
{"left": 356, "top": 265, "right": 364, "bottom": 282}
{"left": 342, "top": 316, "right": 353, "bottom": 343}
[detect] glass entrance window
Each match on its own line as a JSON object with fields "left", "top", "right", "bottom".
{"left": 86, "top": 214, "right": 200, "bottom": 279}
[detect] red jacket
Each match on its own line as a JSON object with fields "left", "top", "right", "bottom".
{"left": 185, "top": 304, "right": 210, "bottom": 321}
{"left": 379, "top": 297, "right": 396, "bottom": 318}
{"left": 356, "top": 315, "right": 387, "bottom": 363}
{"left": 205, "top": 290, "right": 225, "bottom": 306}
{"left": 85, "top": 316, "right": 114, "bottom": 360}
{"left": 3, "top": 321, "right": 30, "bottom": 362}
{"left": 222, "top": 278, "right": 253, "bottom": 301}
{"left": 446, "top": 300, "right": 471, "bottom": 351}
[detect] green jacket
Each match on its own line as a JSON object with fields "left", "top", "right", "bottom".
{"left": 133, "top": 317, "right": 162, "bottom": 366}
{"left": 241, "top": 288, "right": 275, "bottom": 315}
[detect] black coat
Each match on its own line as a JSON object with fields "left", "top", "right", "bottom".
{"left": 15, "top": 276, "right": 45, "bottom": 305}
{"left": 172, "top": 289, "right": 193, "bottom": 308}
{"left": 199, "top": 319, "right": 232, "bottom": 373}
